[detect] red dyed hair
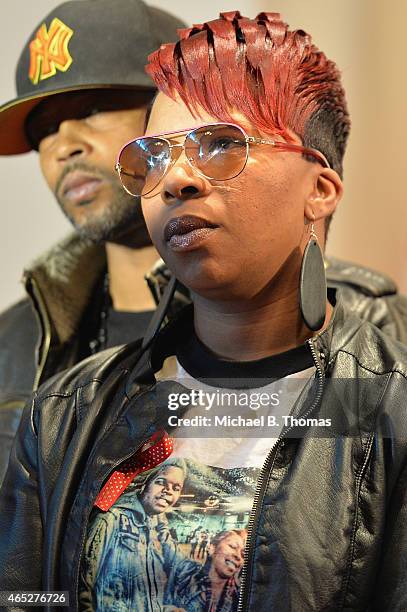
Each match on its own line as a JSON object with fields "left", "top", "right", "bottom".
{"left": 146, "top": 11, "right": 349, "bottom": 173}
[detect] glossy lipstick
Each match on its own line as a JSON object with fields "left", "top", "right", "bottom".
{"left": 164, "top": 215, "right": 218, "bottom": 251}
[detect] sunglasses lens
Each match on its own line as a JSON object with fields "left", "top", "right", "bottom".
{"left": 118, "top": 137, "right": 170, "bottom": 196}
{"left": 185, "top": 124, "right": 248, "bottom": 180}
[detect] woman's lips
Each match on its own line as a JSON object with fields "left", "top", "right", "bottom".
{"left": 60, "top": 172, "right": 102, "bottom": 204}
{"left": 164, "top": 215, "right": 218, "bottom": 251}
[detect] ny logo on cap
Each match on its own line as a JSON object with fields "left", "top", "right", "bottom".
{"left": 29, "top": 18, "right": 74, "bottom": 85}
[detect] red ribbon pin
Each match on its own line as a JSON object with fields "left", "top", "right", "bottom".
{"left": 94, "top": 430, "right": 173, "bottom": 511}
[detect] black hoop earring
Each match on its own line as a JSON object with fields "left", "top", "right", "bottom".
{"left": 299, "top": 222, "right": 326, "bottom": 331}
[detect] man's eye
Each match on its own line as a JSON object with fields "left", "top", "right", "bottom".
{"left": 44, "top": 123, "right": 59, "bottom": 136}
{"left": 85, "top": 106, "right": 116, "bottom": 126}
{"left": 26, "top": 118, "right": 59, "bottom": 150}
{"left": 35, "top": 122, "right": 59, "bottom": 145}
{"left": 81, "top": 106, "right": 101, "bottom": 120}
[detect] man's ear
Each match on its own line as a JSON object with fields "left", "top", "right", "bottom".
{"left": 304, "top": 168, "right": 343, "bottom": 222}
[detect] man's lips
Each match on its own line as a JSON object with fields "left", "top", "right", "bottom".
{"left": 163, "top": 215, "right": 218, "bottom": 251}
{"left": 155, "top": 495, "right": 172, "bottom": 507}
{"left": 60, "top": 172, "right": 102, "bottom": 204}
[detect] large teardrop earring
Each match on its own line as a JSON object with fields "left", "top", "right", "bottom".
{"left": 299, "top": 220, "right": 327, "bottom": 331}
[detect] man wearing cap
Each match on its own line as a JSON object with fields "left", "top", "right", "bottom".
{"left": 0, "top": 0, "right": 187, "bottom": 485}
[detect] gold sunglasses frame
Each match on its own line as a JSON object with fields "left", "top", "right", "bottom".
{"left": 115, "top": 122, "right": 330, "bottom": 197}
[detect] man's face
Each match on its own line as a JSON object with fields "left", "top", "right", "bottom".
{"left": 140, "top": 465, "right": 184, "bottom": 515}
{"left": 29, "top": 89, "right": 152, "bottom": 245}
{"left": 141, "top": 93, "right": 321, "bottom": 303}
{"left": 210, "top": 532, "right": 245, "bottom": 579}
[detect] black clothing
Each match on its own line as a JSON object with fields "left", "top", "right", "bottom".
{"left": 176, "top": 325, "right": 314, "bottom": 385}
{"left": 0, "top": 296, "right": 406, "bottom": 611}
{"left": 0, "top": 234, "right": 406, "bottom": 485}
{"left": 105, "top": 308, "right": 154, "bottom": 349}
{"left": 77, "top": 328, "right": 313, "bottom": 610}
{"left": 0, "top": 299, "right": 37, "bottom": 485}
{"left": 0, "top": 234, "right": 183, "bottom": 484}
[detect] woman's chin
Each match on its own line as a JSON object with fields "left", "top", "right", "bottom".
{"left": 187, "top": 276, "right": 263, "bottom": 305}
{"left": 179, "top": 273, "right": 238, "bottom": 302}
{"left": 165, "top": 256, "right": 265, "bottom": 303}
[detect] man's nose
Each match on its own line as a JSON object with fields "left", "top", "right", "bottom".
{"left": 161, "top": 161, "right": 211, "bottom": 205}
{"left": 55, "top": 119, "right": 92, "bottom": 161}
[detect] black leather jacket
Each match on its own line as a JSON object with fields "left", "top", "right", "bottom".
{"left": 0, "top": 297, "right": 406, "bottom": 611}
{"left": 0, "top": 234, "right": 406, "bottom": 486}
{"left": 0, "top": 234, "right": 183, "bottom": 485}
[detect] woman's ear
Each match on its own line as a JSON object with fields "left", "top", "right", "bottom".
{"left": 304, "top": 168, "right": 343, "bottom": 222}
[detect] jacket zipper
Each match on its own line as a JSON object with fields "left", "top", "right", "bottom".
{"left": 24, "top": 275, "right": 52, "bottom": 391}
{"left": 237, "top": 338, "right": 325, "bottom": 611}
{"left": 70, "top": 339, "right": 325, "bottom": 610}
{"left": 72, "top": 436, "right": 151, "bottom": 609}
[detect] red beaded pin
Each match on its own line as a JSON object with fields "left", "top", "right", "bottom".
{"left": 94, "top": 430, "right": 173, "bottom": 511}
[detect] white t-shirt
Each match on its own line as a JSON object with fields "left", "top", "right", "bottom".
{"left": 80, "top": 334, "right": 315, "bottom": 612}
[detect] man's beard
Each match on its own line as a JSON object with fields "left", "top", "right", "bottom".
{"left": 54, "top": 161, "right": 151, "bottom": 247}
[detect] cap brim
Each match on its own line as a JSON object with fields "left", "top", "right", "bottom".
{"left": 0, "top": 84, "right": 154, "bottom": 156}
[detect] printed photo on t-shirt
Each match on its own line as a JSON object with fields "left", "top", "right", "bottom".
{"left": 80, "top": 456, "right": 260, "bottom": 612}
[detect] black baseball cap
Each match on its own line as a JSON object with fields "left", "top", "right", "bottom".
{"left": 0, "top": 0, "right": 186, "bottom": 155}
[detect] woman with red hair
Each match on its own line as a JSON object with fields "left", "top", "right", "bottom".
{"left": 0, "top": 11, "right": 406, "bottom": 612}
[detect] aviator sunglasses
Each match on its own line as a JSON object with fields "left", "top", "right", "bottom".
{"left": 115, "top": 122, "right": 330, "bottom": 197}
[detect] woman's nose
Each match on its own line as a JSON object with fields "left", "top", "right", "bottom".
{"left": 161, "top": 160, "right": 211, "bottom": 205}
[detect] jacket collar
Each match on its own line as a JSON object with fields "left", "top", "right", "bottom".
{"left": 312, "top": 288, "right": 365, "bottom": 367}
{"left": 23, "top": 233, "right": 106, "bottom": 345}
{"left": 22, "top": 233, "right": 189, "bottom": 348}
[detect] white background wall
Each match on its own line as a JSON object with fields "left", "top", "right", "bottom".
{"left": 1, "top": 0, "right": 406, "bottom": 311}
